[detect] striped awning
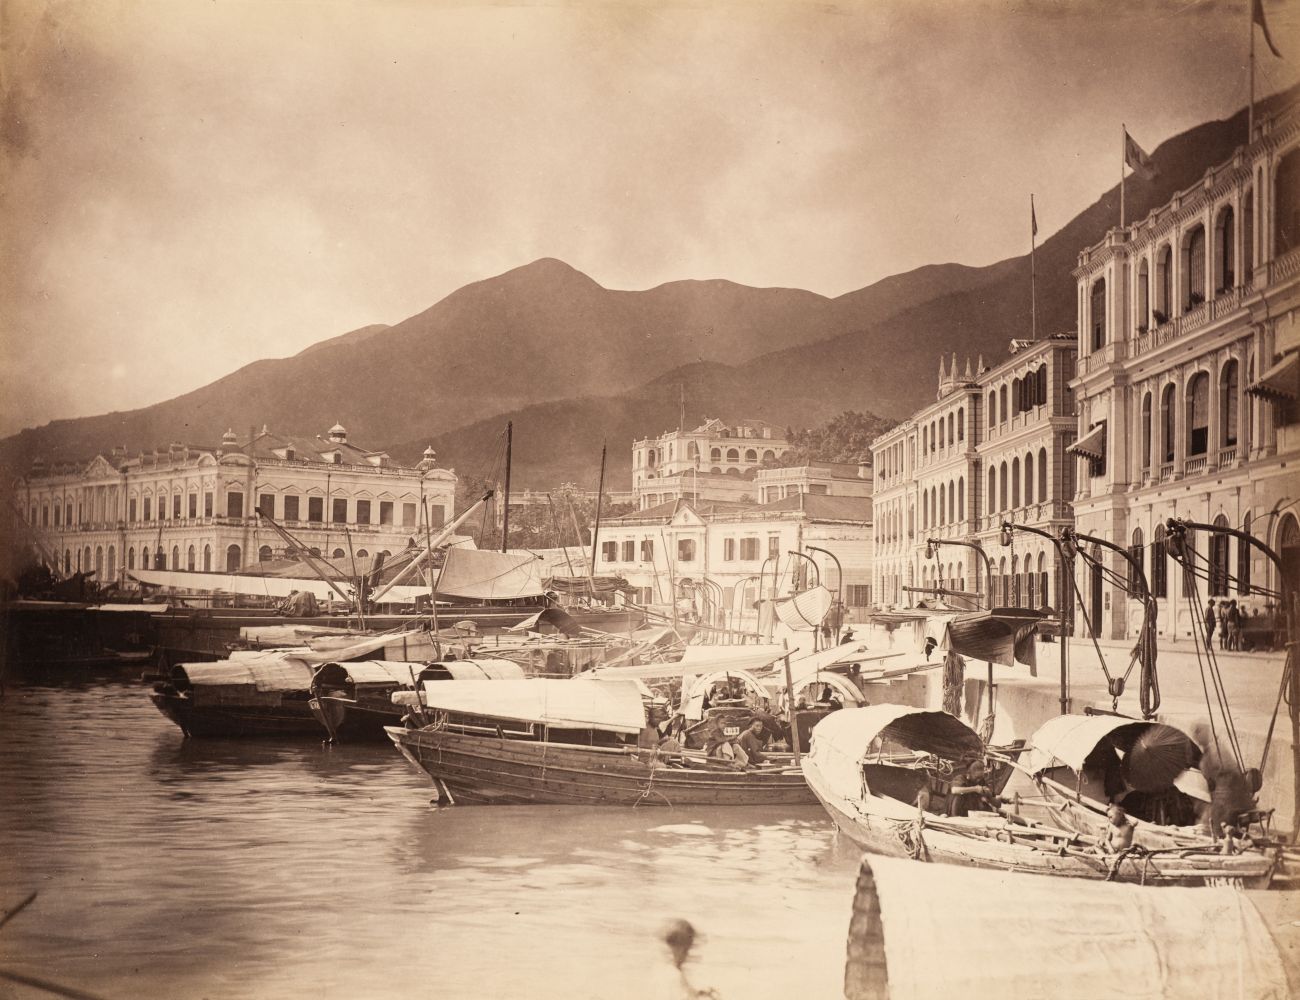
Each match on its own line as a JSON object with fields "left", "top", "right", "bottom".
{"left": 1067, "top": 423, "right": 1106, "bottom": 461}
{"left": 1246, "top": 350, "right": 1299, "bottom": 401}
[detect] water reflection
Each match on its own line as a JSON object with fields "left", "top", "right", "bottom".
{"left": 0, "top": 681, "right": 861, "bottom": 1000}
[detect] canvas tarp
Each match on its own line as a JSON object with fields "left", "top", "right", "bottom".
{"left": 859, "top": 855, "right": 1290, "bottom": 1000}
{"left": 176, "top": 653, "right": 315, "bottom": 692}
{"left": 581, "top": 644, "right": 787, "bottom": 682}
{"left": 128, "top": 568, "right": 430, "bottom": 604}
{"left": 436, "top": 548, "right": 547, "bottom": 601}
{"left": 416, "top": 677, "right": 647, "bottom": 733}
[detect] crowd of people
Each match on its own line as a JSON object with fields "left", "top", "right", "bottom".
{"left": 1203, "top": 599, "right": 1284, "bottom": 651}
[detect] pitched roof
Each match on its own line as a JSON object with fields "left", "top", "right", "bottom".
{"left": 754, "top": 493, "right": 872, "bottom": 522}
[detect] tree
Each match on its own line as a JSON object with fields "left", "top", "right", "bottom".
{"left": 764, "top": 410, "right": 898, "bottom": 468}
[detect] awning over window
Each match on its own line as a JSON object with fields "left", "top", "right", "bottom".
{"left": 1246, "top": 350, "right": 1299, "bottom": 401}
{"left": 1067, "top": 423, "right": 1106, "bottom": 461}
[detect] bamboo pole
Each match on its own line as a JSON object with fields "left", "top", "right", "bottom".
{"left": 783, "top": 639, "right": 801, "bottom": 765}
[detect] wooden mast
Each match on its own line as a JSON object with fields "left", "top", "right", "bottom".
{"left": 501, "top": 421, "right": 512, "bottom": 554}
{"left": 589, "top": 440, "right": 607, "bottom": 601}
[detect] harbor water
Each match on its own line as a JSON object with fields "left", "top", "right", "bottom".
{"left": 0, "top": 677, "right": 862, "bottom": 1000}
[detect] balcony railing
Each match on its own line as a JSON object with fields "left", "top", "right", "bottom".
{"left": 1159, "top": 463, "right": 1175, "bottom": 482}
{"left": 1217, "top": 446, "right": 1237, "bottom": 467}
{"left": 1273, "top": 245, "right": 1300, "bottom": 283}
{"left": 1184, "top": 455, "right": 1208, "bottom": 476}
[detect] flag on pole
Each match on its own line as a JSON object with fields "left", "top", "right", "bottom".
{"left": 1253, "top": 0, "right": 1283, "bottom": 59}
{"left": 1124, "top": 129, "right": 1158, "bottom": 181}
{"left": 1031, "top": 195, "right": 1038, "bottom": 238}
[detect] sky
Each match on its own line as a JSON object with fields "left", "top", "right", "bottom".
{"left": 2, "top": 0, "right": 1297, "bottom": 437}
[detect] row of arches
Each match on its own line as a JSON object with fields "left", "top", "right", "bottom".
{"left": 987, "top": 448, "right": 1049, "bottom": 515}
{"left": 921, "top": 407, "right": 966, "bottom": 456}
{"left": 1138, "top": 357, "right": 1248, "bottom": 472}
{"left": 920, "top": 477, "right": 966, "bottom": 530}
{"left": 988, "top": 366, "right": 1049, "bottom": 428}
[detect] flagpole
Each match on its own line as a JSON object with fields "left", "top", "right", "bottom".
{"left": 1120, "top": 124, "right": 1126, "bottom": 229}
{"left": 1030, "top": 194, "right": 1037, "bottom": 340}
{"left": 1249, "top": 0, "right": 1256, "bottom": 142}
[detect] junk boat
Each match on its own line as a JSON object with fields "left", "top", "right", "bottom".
{"left": 386, "top": 678, "right": 816, "bottom": 807}
{"left": 802, "top": 705, "right": 1277, "bottom": 886}
{"left": 310, "top": 657, "right": 523, "bottom": 742}
{"left": 149, "top": 628, "right": 439, "bottom": 738}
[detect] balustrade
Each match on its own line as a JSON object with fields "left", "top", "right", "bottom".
{"left": 1184, "top": 455, "right": 1208, "bottom": 476}
{"left": 1217, "top": 446, "right": 1237, "bottom": 467}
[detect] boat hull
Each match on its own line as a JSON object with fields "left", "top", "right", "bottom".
{"left": 387, "top": 725, "right": 817, "bottom": 807}
{"left": 149, "top": 691, "right": 323, "bottom": 739}
{"left": 803, "top": 759, "right": 1275, "bottom": 887}
{"left": 309, "top": 696, "right": 398, "bottom": 742}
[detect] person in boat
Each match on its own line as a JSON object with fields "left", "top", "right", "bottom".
{"left": 1219, "top": 822, "right": 1257, "bottom": 855}
{"left": 945, "top": 758, "right": 995, "bottom": 817}
{"left": 736, "top": 719, "right": 770, "bottom": 767}
{"left": 702, "top": 716, "right": 747, "bottom": 767}
{"left": 1096, "top": 804, "right": 1136, "bottom": 856}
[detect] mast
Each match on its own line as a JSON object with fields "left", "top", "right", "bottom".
{"left": 1248, "top": 0, "right": 1256, "bottom": 142}
{"left": 1030, "top": 193, "right": 1038, "bottom": 340}
{"left": 501, "top": 421, "right": 512, "bottom": 554}
{"left": 1120, "top": 124, "right": 1126, "bottom": 229}
{"left": 589, "top": 440, "right": 607, "bottom": 599}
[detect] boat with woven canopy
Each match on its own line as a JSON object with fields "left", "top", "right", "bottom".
{"left": 803, "top": 704, "right": 1277, "bottom": 886}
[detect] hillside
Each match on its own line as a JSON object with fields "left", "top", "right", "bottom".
{"left": 3, "top": 86, "right": 1292, "bottom": 488}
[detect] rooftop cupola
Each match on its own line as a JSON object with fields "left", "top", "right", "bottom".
{"left": 418, "top": 445, "right": 438, "bottom": 471}
{"left": 328, "top": 423, "right": 348, "bottom": 444}
{"left": 221, "top": 428, "right": 238, "bottom": 446}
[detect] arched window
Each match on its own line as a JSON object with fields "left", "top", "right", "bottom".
{"left": 127, "top": 547, "right": 135, "bottom": 571}
{"left": 1038, "top": 446, "right": 1047, "bottom": 501}
{"left": 710, "top": 447, "right": 721, "bottom": 462}
{"left": 987, "top": 392, "right": 996, "bottom": 428}
{"left": 226, "top": 544, "right": 242, "bottom": 573}
{"left": 999, "top": 460, "right": 1008, "bottom": 511}
{"left": 1277, "top": 149, "right": 1300, "bottom": 256}
{"left": 1209, "top": 514, "right": 1230, "bottom": 596}
{"left": 1038, "top": 552, "right": 1049, "bottom": 608}
{"left": 259, "top": 545, "right": 273, "bottom": 563}
{"left": 1161, "top": 384, "right": 1177, "bottom": 464}
{"left": 1011, "top": 554, "right": 1020, "bottom": 607}
{"left": 999, "top": 385, "right": 1008, "bottom": 424}
{"left": 1184, "top": 225, "right": 1206, "bottom": 307}
{"left": 957, "top": 478, "right": 964, "bottom": 522}
{"left": 1151, "top": 524, "right": 1167, "bottom": 598}
{"left": 922, "top": 426, "right": 928, "bottom": 454}
{"left": 141, "top": 547, "right": 150, "bottom": 572}
{"left": 1220, "top": 360, "right": 1239, "bottom": 448}
{"left": 1238, "top": 512, "right": 1252, "bottom": 595}
{"left": 998, "top": 556, "right": 1008, "bottom": 605}
{"left": 1155, "top": 244, "right": 1173, "bottom": 322}
{"left": 171, "top": 545, "right": 180, "bottom": 570}
{"left": 726, "top": 448, "right": 739, "bottom": 462}
{"left": 1128, "top": 528, "right": 1144, "bottom": 594}
{"left": 1136, "top": 258, "right": 1150, "bottom": 331}
{"left": 947, "top": 413, "right": 954, "bottom": 445}
{"left": 1186, "top": 372, "right": 1209, "bottom": 456}
{"left": 1243, "top": 186, "right": 1254, "bottom": 281}
{"left": 957, "top": 408, "right": 965, "bottom": 441}
{"left": 1024, "top": 452, "right": 1034, "bottom": 505}
{"left": 762, "top": 450, "right": 775, "bottom": 462}
{"left": 744, "top": 449, "right": 757, "bottom": 462}
{"left": 1215, "top": 205, "right": 1235, "bottom": 292}
{"left": 987, "top": 466, "right": 997, "bottom": 515}
{"left": 203, "top": 545, "right": 212, "bottom": 572}
{"left": 64, "top": 550, "right": 71, "bottom": 574}
{"left": 332, "top": 548, "right": 345, "bottom": 559}
{"left": 947, "top": 481, "right": 954, "bottom": 524}
{"left": 106, "top": 546, "right": 116, "bottom": 581}
{"left": 1140, "top": 392, "right": 1153, "bottom": 472}
{"left": 1090, "top": 277, "right": 1106, "bottom": 351}
{"left": 1011, "top": 457, "right": 1021, "bottom": 508}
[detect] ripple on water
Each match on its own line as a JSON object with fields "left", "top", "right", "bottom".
{"left": 0, "top": 681, "right": 860, "bottom": 1000}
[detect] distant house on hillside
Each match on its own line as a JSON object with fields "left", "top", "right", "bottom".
{"left": 15, "top": 423, "right": 456, "bottom": 586}
{"left": 632, "top": 417, "right": 791, "bottom": 510}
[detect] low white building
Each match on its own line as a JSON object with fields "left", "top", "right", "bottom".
{"left": 593, "top": 494, "right": 873, "bottom": 631}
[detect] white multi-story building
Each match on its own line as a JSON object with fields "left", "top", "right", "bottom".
{"left": 871, "top": 339, "right": 1078, "bottom": 611}
{"left": 593, "top": 494, "right": 873, "bottom": 629}
{"left": 754, "top": 462, "right": 873, "bottom": 504}
{"left": 1069, "top": 97, "right": 1300, "bottom": 641}
{"left": 632, "top": 418, "right": 791, "bottom": 510}
{"left": 15, "top": 424, "right": 456, "bottom": 585}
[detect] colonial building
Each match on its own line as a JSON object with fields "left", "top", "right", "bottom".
{"left": 15, "top": 424, "right": 457, "bottom": 586}
{"left": 593, "top": 494, "right": 873, "bottom": 630}
{"left": 754, "top": 462, "right": 873, "bottom": 504}
{"left": 871, "top": 339, "right": 1078, "bottom": 611}
{"left": 1069, "top": 96, "right": 1300, "bottom": 641}
{"left": 632, "top": 418, "right": 791, "bottom": 510}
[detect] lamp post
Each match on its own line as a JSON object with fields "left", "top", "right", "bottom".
{"left": 924, "top": 536, "right": 991, "bottom": 609}
{"left": 998, "top": 521, "right": 1072, "bottom": 715}
{"left": 806, "top": 545, "right": 843, "bottom": 633}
